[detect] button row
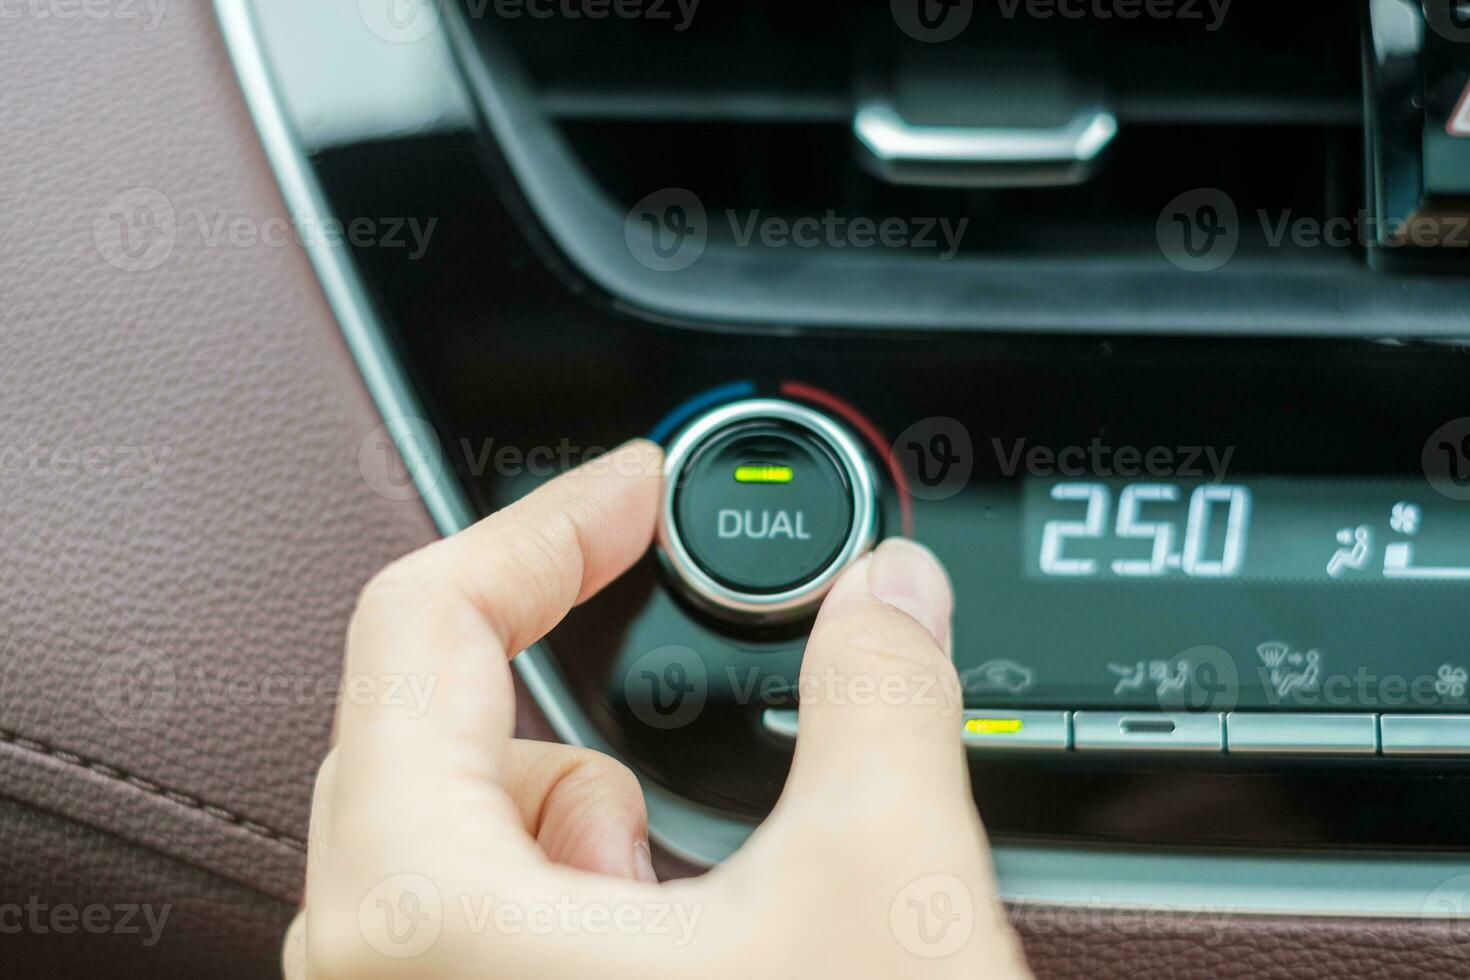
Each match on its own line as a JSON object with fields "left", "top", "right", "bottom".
{"left": 760, "top": 709, "right": 1470, "bottom": 755}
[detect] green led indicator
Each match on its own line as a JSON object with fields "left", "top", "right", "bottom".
{"left": 734, "top": 464, "right": 794, "bottom": 485}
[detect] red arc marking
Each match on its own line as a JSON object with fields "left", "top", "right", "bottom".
{"left": 779, "top": 380, "right": 915, "bottom": 537}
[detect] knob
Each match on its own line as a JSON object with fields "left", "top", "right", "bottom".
{"left": 657, "top": 399, "right": 879, "bottom": 623}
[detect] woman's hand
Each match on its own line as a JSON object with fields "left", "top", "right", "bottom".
{"left": 284, "top": 439, "right": 1031, "bottom": 980}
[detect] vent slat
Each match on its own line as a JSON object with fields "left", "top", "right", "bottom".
{"left": 540, "top": 87, "right": 1360, "bottom": 126}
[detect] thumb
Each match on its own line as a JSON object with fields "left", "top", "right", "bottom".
{"left": 742, "top": 539, "right": 1029, "bottom": 976}
{"left": 780, "top": 538, "right": 970, "bottom": 814}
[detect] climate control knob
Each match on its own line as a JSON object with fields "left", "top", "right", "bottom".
{"left": 657, "top": 399, "right": 879, "bottom": 623}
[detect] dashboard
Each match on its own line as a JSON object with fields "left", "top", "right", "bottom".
{"left": 251, "top": 0, "right": 1470, "bottom": 892}
{"left": 4, "top": 0, "right": 1470, "bottom": 976}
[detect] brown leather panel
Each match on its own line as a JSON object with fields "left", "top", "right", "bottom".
{"left": 0, "top": 796, "right": 291, "bottom": 980}
{"left": 1017, "top": 906, "right": 1470, "bottom": 979}
{"left": 0, "top": 0, "right": 437, "bottom": 903}
{"left": 0, "top": 728, "right": 305, "bottom": 902}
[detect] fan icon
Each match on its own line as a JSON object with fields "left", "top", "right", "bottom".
{"left": 1390, "top": 502, "right": 1422, "bottom": 536}
{"left": 1436, "top": 665, "right": 1468, "bottom": 700}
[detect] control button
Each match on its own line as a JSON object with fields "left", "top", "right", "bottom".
{"left": 1226, "top": 713, "right": 1378, "bottom": 755}
{"left": 659, "top": 399, "right": 878, "bottom": 622}
{"left": 1380, "top": 715, "right": 1470, "bottom": 756}
{"left": 963, "top": 710, "right": 1070, "bottom": 751}
{"left": 1073, "top": 712, "right": 1224, "bottom": 752}
{"left": 675, "top": 422, "right": 851, "bottom": 593}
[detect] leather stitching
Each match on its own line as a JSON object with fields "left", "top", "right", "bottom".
{"left": 0, "top": 728, "right": 306, "bottom": 851}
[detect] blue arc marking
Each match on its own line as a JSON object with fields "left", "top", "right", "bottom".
{"left": 648, "top": 380, "right": 756, "bottom": 443}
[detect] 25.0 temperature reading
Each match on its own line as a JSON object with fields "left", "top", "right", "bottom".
{"left": 1039, "top": 483, "right": 1253, "bottom": 578}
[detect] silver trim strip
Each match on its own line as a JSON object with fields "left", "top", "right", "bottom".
{"left": 217, "top": 0, "right": 1470, "bottom": 915}
{"left": 213, "top": 0, "right": 756, "bottom": 869}
{"left": 215, "top": 0, "right": 475, "bottom": 537}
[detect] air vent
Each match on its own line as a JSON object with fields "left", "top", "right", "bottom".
{"left": 442, "top": 0, "right": 1470, "bottom": 335}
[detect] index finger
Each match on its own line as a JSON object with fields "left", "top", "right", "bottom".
{"left": 330, "top": 439, "right": 663, "bottom": 844}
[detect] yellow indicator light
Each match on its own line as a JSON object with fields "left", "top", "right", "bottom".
{"left": 965, "top": 718, "right": 1024, "bottom": 736}
{"left": 734, "top": 464, "right": 794, "bottom": 485}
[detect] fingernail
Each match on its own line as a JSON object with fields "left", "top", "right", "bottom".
{"left": 865, "top": 539, "right": 953, "bottom": 650}
{"left": 633, "top": 839, "right": 658, "bottom": 883}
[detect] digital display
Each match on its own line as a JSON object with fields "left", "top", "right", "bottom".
{"left": 1023, "top": 479, "right": 1470, "bottom": 583}
{"left": 914, "top": 472, "right": 1470, "bottom": 714}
